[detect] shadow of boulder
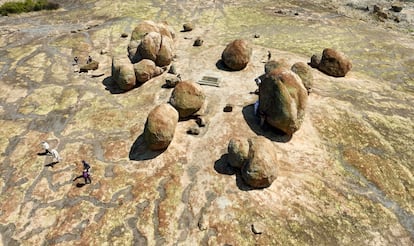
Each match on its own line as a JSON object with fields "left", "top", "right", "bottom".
{"left": 214, "top": 154, "right": 236, "bottom": 175}
{"left": 213, "top": 154, "right": 255, "bottom": 191}
{"left": 102, "top": 76, "right": 126, "bottom": 94}
{"left": 215, "top": 59, "right": 233, "bottom": 72}
{"left": 242, "top": 104, "right": 292, "bottom": 143}
{"left": 129, "top": 134, "right": 165, "bottom": 161}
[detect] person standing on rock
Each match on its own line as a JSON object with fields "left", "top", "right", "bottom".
{"left": 50, "top": 149, "right": 62, "bottom": 163}
{"left": 87, "top": 55, "right": 92, "bottom": 64}
{"left": 82, "top": 160, "right": 91, "bottom": 172}
{"left": 254, "top": 77, "right": 261, "bottom": 95}
{"left": 41, "top": 141, "right": 51, "bottom": 155}
{"left": 73, "top": 168, "right": 91, "bottom": 184}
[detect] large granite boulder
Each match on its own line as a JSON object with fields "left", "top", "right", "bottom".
{"left": 155, "top": 35, "right": 174, "bottom": 67}
{"left": 130, "top": 20, "right": 160, "bottom": 41}
{"left": 133, "top": 59, "right": 165, "bottom": 84}
{"left": 158, "top": 21, "right": 175, "bottom": 40}
{"left": 169, "top": 81, "right": 206, "bottom": 118}
{"left": 317, "top": 48, "right": 352, "bottom": 77}
{"left": 259, "top": 67, "right": 308, "bottom": 135}
{"left": 221, "top": 39, "right": 252, "bottom": 71}
{"left": 241, "top": 137, "right": 278, "bottom": 188}
{"left": 128, "top": 40, "right": 141, "bottom": 63}
{"left": 227, "top": 138, "right": 250, "bottom": 169}
{"left": 112, "top": 56, "right": 136, "bottom": 91}
{"left": 138, "top": 32, "right": 162, "bottom": 62}
{"left": 143, "top": 103, "right": 179, "bottom": 151}
{"left": 129, "top": 21, "right": 175, "bottom": 66}
{"left": 291, "top": 62, "right": 313, "bottom": 94}
{"left": 137, "top": 32, "right": 174, "bottom": 67}
{"left": 264, "top": 59, "right": 290, "bottom": 74}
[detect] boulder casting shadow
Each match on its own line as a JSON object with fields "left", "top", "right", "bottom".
{"left": 242, "top": 104, "right": 292, "bottom": 143}
{"left": 129, "top": 134, "right": 165, "bottom": 161}
{"left": 213, "top": 154, "right": 256, "bottom": 191}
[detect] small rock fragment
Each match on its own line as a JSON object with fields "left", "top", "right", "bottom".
{"left": 196, "top": 116, "right": 207, "bottom": 127}
{"left": 168, "top": 64, "right": 177, "bottom": 75}
{"left": 251, "top": 222, "right": 265, "bottom": 234}
{"left": 187, "top": 126, "right": 200, "bottom": 135}
{"left": 223, "top": 104, "right": 233, "bottom": 112}
{"left": 193, "top": 37, "right": 203, "bottom": 46}
{"left": 165, "top": 74, "right": 181, "bottom": 88}
{"left": 183, "top": 23, "right": 193, "bottom": 32}
{"left": 391, "top": 4, "right": 403, "bottom": 13}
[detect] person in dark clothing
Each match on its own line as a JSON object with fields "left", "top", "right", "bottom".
{"left": 73, "top": 160, "right": 92, "bottom": 184}
{"left": 73, "top": 169, "right": 91, "bottom": 184}
{"left": 87, "top": 55, "right": 92, "bottom": 64}
{"left": 82, "top": 160, "right": 90, "bottom": 171}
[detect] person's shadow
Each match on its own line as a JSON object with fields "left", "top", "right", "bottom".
{"left": 45, "top": 161, "right": 59, "bottom": 167}
{"left": 242, "top": 104, "right": 292, "bottom": 143}
{"left": 213, "top": 154, "right": 256, "bottom": 191}
{"left": 129, "top": 134, "right": 165, "bottom": 161}
{"left": 37, "top": 151, "right": 49, "bottom": 156}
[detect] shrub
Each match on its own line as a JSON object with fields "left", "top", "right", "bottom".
{"left": 0, "top": 0, "right": 59, "bottom": 16}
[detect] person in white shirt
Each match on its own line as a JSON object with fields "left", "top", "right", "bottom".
{"left": 50, "top": 149, "right": 62, "bottom": 163}
{"left": 41, "top": 141, "right": 51, "bottom": 155}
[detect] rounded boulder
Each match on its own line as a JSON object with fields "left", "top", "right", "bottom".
{"left": 318, "top": 48, "right": 352, "bottom": 77}
{"left": 291, "top": 62, "right": 313, "bottom": 94}
{"left": 155, "top": 35, "right": 174, "bottom": 67}
{"left": 259, "top": 67, "right": 308, "bottom": 135}
{"left": 111, "top": 56, "right": 136, "bottom": 91}
{"left": 133, "top": 59, "right": 164, "bottom": 84}
{"left": 169, "top": 81, "right": 206, "bottom": 118}
{"left": 130, "top": 20, "right": 160, "bottom": 41}
{"left": 227, "top": 138, "right": 250, "bottom": 169}
{"left": 144, "top": 103, "right": 179, "bottom": 151}
{"left": 138, "top": 32, "right": 162, "bottom": 62}
{"left": 221, "top": 39, "right": 252, "bottom": 71}
{"left": 241, "top": 137, "right": 278, "bottom": 188}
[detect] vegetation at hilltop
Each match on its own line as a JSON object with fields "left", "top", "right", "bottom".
{"left": 0, "top": 0, "right": 59, "bottom": 16}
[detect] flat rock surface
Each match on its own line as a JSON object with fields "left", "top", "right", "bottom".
{"left": 0, "top": 0, "right": 413, "bottom": 245}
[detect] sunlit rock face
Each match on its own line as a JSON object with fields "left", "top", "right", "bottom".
{"left": 221, "top": 39, "right": 252, "bottom": 71}
{"left": 259, "top": 67, "right": 308, "bottom": 135}
{"left": 143, "top": 103, "right": 179, "bottom": 151}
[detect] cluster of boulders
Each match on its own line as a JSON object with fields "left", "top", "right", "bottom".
{"left": 111, "top": 20, "right": 176, "bottom": 91}
{"left": 373, "top": 3, "right": 404, "bottom": 22}
{"left": 143, "top": 80, "right": 206, "bottom": 150}
{"left": 222, "top": 44, "right": 351, "bottom": 188}
{"left": 227, "top": 137, "right": 278, "bottom": 188}
{"left": 346, "top": 2, "right": 406, "bottom": 23}
{"left": 123, "top": 23, "right": 352, "bottom": 189}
